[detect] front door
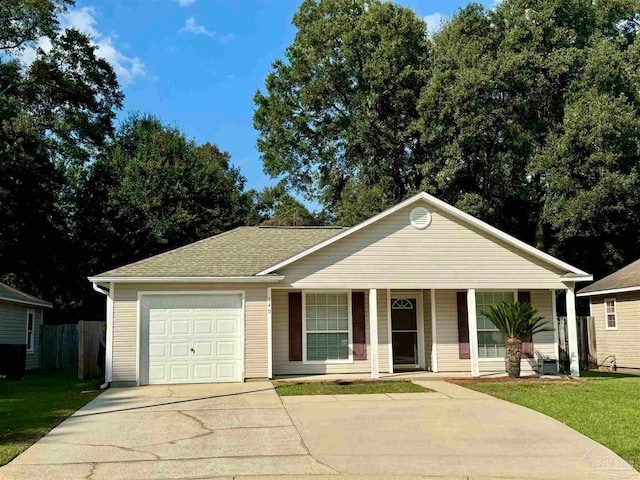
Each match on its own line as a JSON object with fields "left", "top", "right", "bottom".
{"left": 391, "top": 297, "right": 418, "bottom": 366}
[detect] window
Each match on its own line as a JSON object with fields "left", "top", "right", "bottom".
{"left": 604, "top": 299, "right": 617, "bottom": 330}
{"left": 26, "top": 309, "right": 35, "bottom": 354}
{"left": 476, "top": 292, "right": 515, "bottom": 359}
{"left": 304, "top": 292, "right": 351, "bottom": 362}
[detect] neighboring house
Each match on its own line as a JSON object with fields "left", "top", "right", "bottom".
{"left": 0, "top": 283, "right": 52, "bottom": 370}
{"left": 89, "top": 193, "right": 592, "bottom": 386}
{"left": 577, "top": 259, "right": 640, "bottom": 371}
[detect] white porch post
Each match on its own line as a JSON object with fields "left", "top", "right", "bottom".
{"left": 565, "top": 285, "right": 580, "bottom": 377}
{"left": 386, "top": 288, "right": 393, "bottom": 374}
{"left": 467, "top": 289, "right": 480, "bottom": 377}
{"left": 551, "top": 290, "right": 560, "bottom": 362}
{"left": 369, "top": 289, "right": 379, "bottom": 379}
{"left": 267, "top": 287, "right": 273, "bottom": 379}
{"left": 430, "top": 289, "right": 438, "bottom": 372}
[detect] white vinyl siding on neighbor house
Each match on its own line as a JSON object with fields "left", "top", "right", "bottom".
{"left": 276, "top": 200, "right": 567, "bottom": 290}
{"left": 591, "top": 293, "right": 640, "bottom": 369}
{"left": 111, "top": 283, "right": 268, "bottom": 384}
{"left": 0, "top": 301, "right": 42, "bottom": 370}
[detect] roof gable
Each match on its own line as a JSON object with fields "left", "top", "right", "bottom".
{"left": 257, "top": 192, "right": 590, "bottom": 278}
{"left": 0, "top": 283, "right": 52, "bottom": 308}
{"left": 90, "top": 226, "right": 346, "bottom": 280}
{"left": 578, "top": 258, "right": 640, "bottom": 296}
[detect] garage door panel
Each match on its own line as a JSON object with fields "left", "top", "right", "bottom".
{"left": 145, "top": 294, "right": 243, "bottom": 384}
{"left": 194, "top": 319, "right": 213, "bottom": 335}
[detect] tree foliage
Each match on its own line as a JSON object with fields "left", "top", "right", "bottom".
{"left": 255, "top": 0, "right": 640, "bottom": 278}
{"left": 75, "top": 114, "right": 253, "bottom": 318}
{"left": 0, "top": 0, "right": 122, "bottom": 317}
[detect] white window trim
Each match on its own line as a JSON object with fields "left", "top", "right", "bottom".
{"left": 604, "top": 298, "right": 618, "bottom": 331}
{"left": 302, "top": 290, "right": 353, "bottom": 365}
{"left": 476, "top": 290, "right": 517, "bottom": 361}
{"left": 26, "top": 309, "right": 35, "bottom": 354}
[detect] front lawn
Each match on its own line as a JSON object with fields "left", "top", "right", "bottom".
{"left": 0, "top": 370, "right": 101, "bottom": 465}
{"left": 274, "top": 380, "right": 431, "bottom": 396}
{"left": 453, "top": 371, "right": 640, "bottom": 470}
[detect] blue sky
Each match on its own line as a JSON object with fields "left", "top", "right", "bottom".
{"left": 64, "top": 0, "right": 495, "bottom": 201}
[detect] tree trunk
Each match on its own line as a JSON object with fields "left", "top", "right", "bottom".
{"left": 506, "top": 337, "right": 522, "bottom": 378}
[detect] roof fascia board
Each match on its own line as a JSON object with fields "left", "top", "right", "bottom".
{"left": 561, "top": 275, "right": 593, "bottom": 282}
{"left": 87, "top": 275, "right": 284, "bottom": 283}
{"left": 0, "top": 296, "right": 53, "bottom": 308}
{"left": 577, "top": 286, "right": 640, "bottom": 297}
{"left": 257, "top": 192, "right": 589, "bottom": 276}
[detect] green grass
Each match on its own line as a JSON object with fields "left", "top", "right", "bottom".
{"left": 274, "top": 380, "right": 431, "bottom": 396}
{"left": 454, "top": 371, "right": 640, "bottom": 470}
{"left": 0, "top": 370, "right": 101, "bottom": 465}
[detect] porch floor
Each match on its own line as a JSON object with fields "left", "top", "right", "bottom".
{"left": 272, "top": 370, "right": 527, "bottom": 382}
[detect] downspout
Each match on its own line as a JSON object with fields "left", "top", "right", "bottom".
{"left": 92, "top": 282, "right": 113, "bottom": 389}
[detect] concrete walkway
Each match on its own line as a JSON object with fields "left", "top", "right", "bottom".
{"left": 1, "top": 382, "right": 337, "bottom": 479}
{"left": 1, "top": 380, "right": 637, "bottom": 479}
{"left": 282, "top": 380, "right": 639, "bottom": 479}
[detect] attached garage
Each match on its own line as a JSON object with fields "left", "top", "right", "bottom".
{"left": 140, "top": 293, "right": 244, "bottom": 385}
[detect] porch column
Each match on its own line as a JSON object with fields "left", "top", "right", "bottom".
{"left": 430, "top": 289, "right": 438, "bottom": 372}
{"left": 267, "top": 287, "right": 273, "bottom": 379}
{"left": 467, "top": 289, "right": 480, "bottom": 377}
{"left": 551, "top": 290, "right": 560, "bottom": 362}
{"left": 369, "top": 289, "right": 379, "bottom": 379}
{"left": 565, "top": 285, "right": 580, "bottom": 377}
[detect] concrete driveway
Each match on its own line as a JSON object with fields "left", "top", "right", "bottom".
{"left": 2, "top": 380, "right": 637, "bottom": 480}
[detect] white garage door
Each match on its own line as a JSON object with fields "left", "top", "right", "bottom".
{"left": 144, "top": 294, "right": 243, "bottom": 384}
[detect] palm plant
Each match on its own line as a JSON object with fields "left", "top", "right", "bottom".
{"left": 482, "top": 302, "right": 553, "bottom": 378}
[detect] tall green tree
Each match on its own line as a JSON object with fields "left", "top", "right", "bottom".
{"left": 251, "top": 181, "right": 320, "bottom": 226}
{"left": 75, "top": 114, "right": 252, "bottom": 319}
{"left": 256, "top": 0, "right": 640, "bottom": 278}
{"left": 0, "top": 0, "right": 122, "bottom": 318}
{"left": 254, "top": 0, "right": 431, "bottom": 225}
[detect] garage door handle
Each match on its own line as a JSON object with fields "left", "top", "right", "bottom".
{"left": 190, "top": 348, "right": 195, "bottom": 354}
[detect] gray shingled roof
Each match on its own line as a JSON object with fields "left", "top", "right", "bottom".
{"left": 93, "top": 226, "right": 346, "bottom": 278}
{"left": 0, "top": 283, "right": 53, "bottom": 308}
{"left": 578, "top": 258, "right": 640, "bottom": 295}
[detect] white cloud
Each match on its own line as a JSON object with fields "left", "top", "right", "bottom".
{"left": 19, "top": 6, "right": 145, "bottom": 84}
{"left": 180, "top": 17, "right": 215, "bottom": 37}
{"left": 177, "top": 0, "right": 196, "bottom": 5}
{"left": 179, "top": 17, "right": 234, "bottom": 43}
{"left": 423, "top": 12, "right": 444, "bottom": 32}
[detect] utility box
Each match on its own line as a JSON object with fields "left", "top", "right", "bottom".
{"left": 0, "top": 344, "right": 27, "bottom": 379}
{"left": 538, "top": 357, "right": 559, "bottom": 375}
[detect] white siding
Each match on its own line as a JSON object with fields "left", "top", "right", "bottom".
{"left": 277, "top": 200, "right": 567, "bottom": 290}
{"left": 112, "top": 283, "right": 268, "bottom": 383}
{"left": 272, "top": 289, "right": 391, "bottom": 376}
{"left": 434, "top": 289, "right": 555, "bottom": 374}
{"left": 0, "top": 301, "right": 43, "bottom": 370}
{"left": 590, "top": 293, "right": 640, "bottom": 369}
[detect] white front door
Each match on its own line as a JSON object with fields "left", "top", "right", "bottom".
{"left": 143, "top": 294, "right": 243, "bottom": 384}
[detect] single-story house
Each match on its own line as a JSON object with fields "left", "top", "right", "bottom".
{"left": 89, "top": 193, "right": 592, "bottom": 386}
{"left": 0, "top": 282, "right": 52, "bottom": 370}
{"left": 577, "top": 258, "right": 640, "bottom": 371}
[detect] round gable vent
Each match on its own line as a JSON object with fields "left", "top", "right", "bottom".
{"left": 409, "top": 206, "right": 432, "bottom": 230}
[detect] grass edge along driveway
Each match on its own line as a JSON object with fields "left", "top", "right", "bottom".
{"left": 0, "top": 370, "right": 101, "bottom": 465}
{"left": 274, "top": 379, "right": 431, "bottom": 396}
{"left": 452, "top": 371, "right": 640, "bottom": 471}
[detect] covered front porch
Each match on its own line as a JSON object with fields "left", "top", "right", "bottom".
{"left": 267, "top": 287, "right": 582, "bottom": 380}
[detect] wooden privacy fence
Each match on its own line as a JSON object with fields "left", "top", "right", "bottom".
{"left": 78, "top": 321, "right": 104, "bottom": 380}
{"left": 39, "top": 321, "right": 104, "bottom": 379}
{"left": 557, "top": 316, "right": 597, "bottom": 371}
{"left": 40, "top": 324, "right": 78, "bottom": 370}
